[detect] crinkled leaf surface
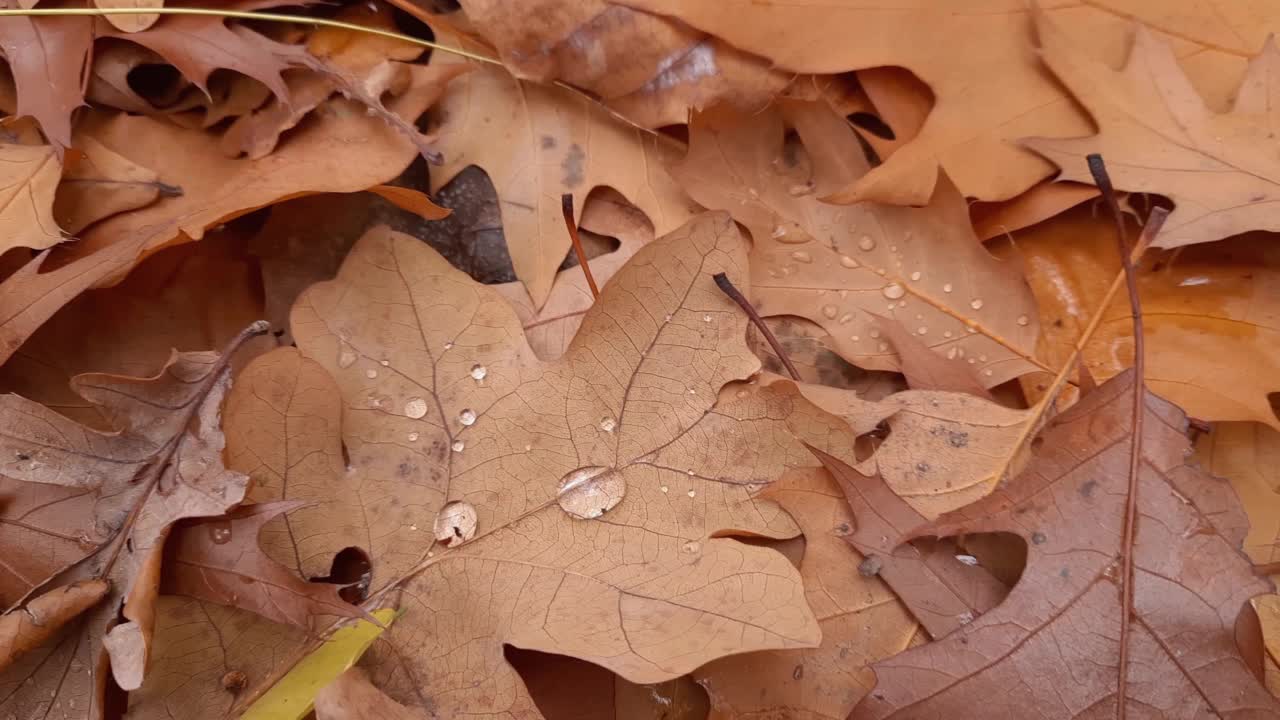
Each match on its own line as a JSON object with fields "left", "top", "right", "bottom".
{"left": 852, "top": 371, "right": 1278, "bottom": 719}
{"left": 0, "top": 331, "right": 256, "bottom": 715}
{"left": 672, "top": 103, "right": 1042, "bottom": 388}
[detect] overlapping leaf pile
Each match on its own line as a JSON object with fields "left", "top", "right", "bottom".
{"left": 2, "top": 2, "right": 1280, "bottom": 719}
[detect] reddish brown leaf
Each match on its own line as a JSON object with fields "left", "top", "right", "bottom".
{"left": 852, "top": 371, "right": 1278, "bottom": 719}
{"left": 162, "top": 501, "right": 364, "bottom": 628}
{"left": 0, "top": 580, "right": 108, "bottom": 674}
{"left": 874, "top": 316, "right": 993, "bottom": 400}
{"left": 0, "top": 13, "right": 92, "bottom": 149}
{"left": 812, "top": 447, "right": 1006, "bottom": 641}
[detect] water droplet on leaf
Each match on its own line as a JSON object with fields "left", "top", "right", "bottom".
{"left": 434, "top": 500, "right": 477, "bottom": 546}
{"left": 470, "top": 364, "right": 487, "bottom": 380}
{"left": 404, "top": 397, "right": 428, "bottom": 419}
{"left": 557, "top": 466, "right": 625, "bottom": 520}
{"left": 458, "top": 409, "right": 476, "bottom": 426}
{"left": 881, "top": 283, "right": 905, "bottom": 300}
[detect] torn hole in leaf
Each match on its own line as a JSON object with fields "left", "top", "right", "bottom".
{"left": 125, "top": 61, "right": 188, "bottom": 109}
{"left": 310, "top": 546, "right": 374, "bottom": 605}
{"left": 340, "top": 439, "right": 352, "bottom": 471}
{"left": 506, "top": 646, "right": 711, "bottom": 720}
{"left": 729, "top": 534, "right": 807, "bottom": 571}
{"left": 949, "top": 532, "right": 1026, "bottom": 589}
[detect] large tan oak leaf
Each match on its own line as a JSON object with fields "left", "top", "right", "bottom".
{"left": 1027, "top": 13, "right": 1280, "bottom": 249}
{"left": 428, "top": 42, "right": 698, "bottom": 309}
{"left": 0, "top": 327, "right": 259, "bottom": 718}
{"left": 620, "top": 0, "right": 1280, "bottom": 205}
{"left": 852, "top": 371, "right": 1278, "bottom": 719}
{"left": 283, "top": 215, "right": 846, "bottom": 718}
{"left": 673, "top": 103, "right": 1042, "bottom": 388}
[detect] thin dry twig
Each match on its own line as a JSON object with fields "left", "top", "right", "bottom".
{"left": 1086, "top": 153, "right": 1164, "bottom": 720}
{"left": 560, "top": 194, "right": 599, "bottom": 300}
{"left": 712, "top": 272, "right": 800, "bottom": 381}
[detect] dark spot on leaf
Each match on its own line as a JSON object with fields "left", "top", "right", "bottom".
{"left": 562, "top": 143, "right": 585, "bottom": 188}
{"left": 1079, "top": 480, "right": 1097, "bottom": 498}
{"left": 1053, "top": 318, "right": 1064, "bottom": 328}
{"left": 1031, "top": 532, "right": 1047, "bottom": 545}
{"left": 221, "top": 670, "right": 247, "bottom": 693}
{"left": 15, "top": 452, "right": 29, "bottom": 461}
{"left": 834, "top": 522, "right": 852, "bottom": 536}
{"left": 540, "top": 135, "right": 556, "bottom": 149}
{"left": 1059, "top": 567, "right": 1070, "bottom": 579}
{"left": 858, "top": 555, "right": 883, "bottom": 577}
{"left": 948, "top": 431, "right": 969, "bottom": 448}
{"left": 398, "top": 462, "right": 413, "bottom": 478}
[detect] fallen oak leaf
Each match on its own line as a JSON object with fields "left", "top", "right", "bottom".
{"left": 1026, "top": 13, "right": 1280, "bottom": 249}
{"left": 852, "top": 371, "right": 1279, "bottom": 719}
{"left": 428, "top": 31, "right": 698, "bottom": 308}
{"left": 161, "top": 501, "right": 367, "bottom": 630}
{"left": 270, "top": 214, "right": 846, "bottom": 717}
{"left": 672, "top": 103, "right": 1042, "bottom": 388}
{"left": 315, "top": 668, "right": 425, "bottom": 720}
{"left": 873, "top": 315, "right": 991, "bottom": 399}
{"left": 0, "top": 322, "right": 263, "bottom": 715}
{"left": 0, "top": 11, "right": 92, "bottom": 149}
{"left": 95, "top": 0, "right": 163, "bottom": 33}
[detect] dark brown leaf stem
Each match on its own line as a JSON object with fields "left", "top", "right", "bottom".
{"left": 712, "top": 272, "right": 800, "bottom": 381}
{"left": 1087, "top": 154, "right": 1155, "bottom": 720}
{"left": 561, "top": 194, "right": 599, "bottom": 299}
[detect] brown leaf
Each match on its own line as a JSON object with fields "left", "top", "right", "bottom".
{"left": 1018, "top": 205, "right": 1280, "bottom": 429}
{"left": 55, "top": 135, "right": 176, "bottom": 235}
{"left": 1026, "top": 15, "right": 1280, "bottom": 249}
{"left": 852, "top": 371, "right": 1278, "bottom": 718}
{"left": 1195, "top": 422, "right": 1280, "bottom": 569}
{"left": 162, "top": 502, "right": 364, "bottom": 629}
{"left": 0, "top": 13, "right": 92, "bottom": 149}
{"left": 316, "top": 668, "right": 430, "bottom": 720}
{"left": 673, "top": 103, "right": 1042, "bottom": 387}
{"left": 202, "top": 213, "right": 855, "bottom": 717}
{"left": 428, "top": 38, "right": 698, "bottom": 308}
{"left": 619, "top": 1, "right": 1280, "bottom": 206}
{"left": 0, "top": 325, "right": 260, "bottom": 713}
{"left": 0, "top": 142, "right": 61, "bottom": 252}
{"left": 0, "top": 62, "right": 456, "bottom": 370}
{"left": 0, "top": 580, "right": 108, "bottom": 674}
{"left": 366, "top": 185, "right": 450, "bottom": 222}
{"left": 813, "top": 449, "right": 1006, "bottom": 641}
{"left": 694, "top": 468, "right": 921, "bottom": 720}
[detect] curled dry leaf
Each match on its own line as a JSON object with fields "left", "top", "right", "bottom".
{"left": 0, "top": 580, "right": 109, "bottom": 675}
{"left": 621, "top": 0, "right": 1280, "bottom": 206}
{"left": 0, "top": 142, "right": 61, "bottom": 253}
{"left": 428, "top": 36, "right": 698, "bottom": 308}
{"left": 56, "top": 134, "right": 177, "bottom": 235}
{"left": 673, "top": 103, "right": 1041, "bottom": 387}
{"left": 1027, "top": 14, "right": 1280, "bottom": 249}
{"left": 162, "top": 501, "right": 366, "bottom": 629}
{"left": 694, "top": 468, "right": 920, "bottom": 720}
{"left": 0, "top": 232, "right": 265, "bottom": 429}
{"left": 0, "top": 324, "right": 262, "bottom": 715}
{"left": 453, "top": 0, "right": 792, "bottom": 128}
{"left": 853, "top": 371, "right": 1278, "bottom": 719}
{"left": 0, "top": 62, "right": 457, "bottom": 369}
{"left": 1019, "top": 205, "right": 1280, "bottom": 429}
